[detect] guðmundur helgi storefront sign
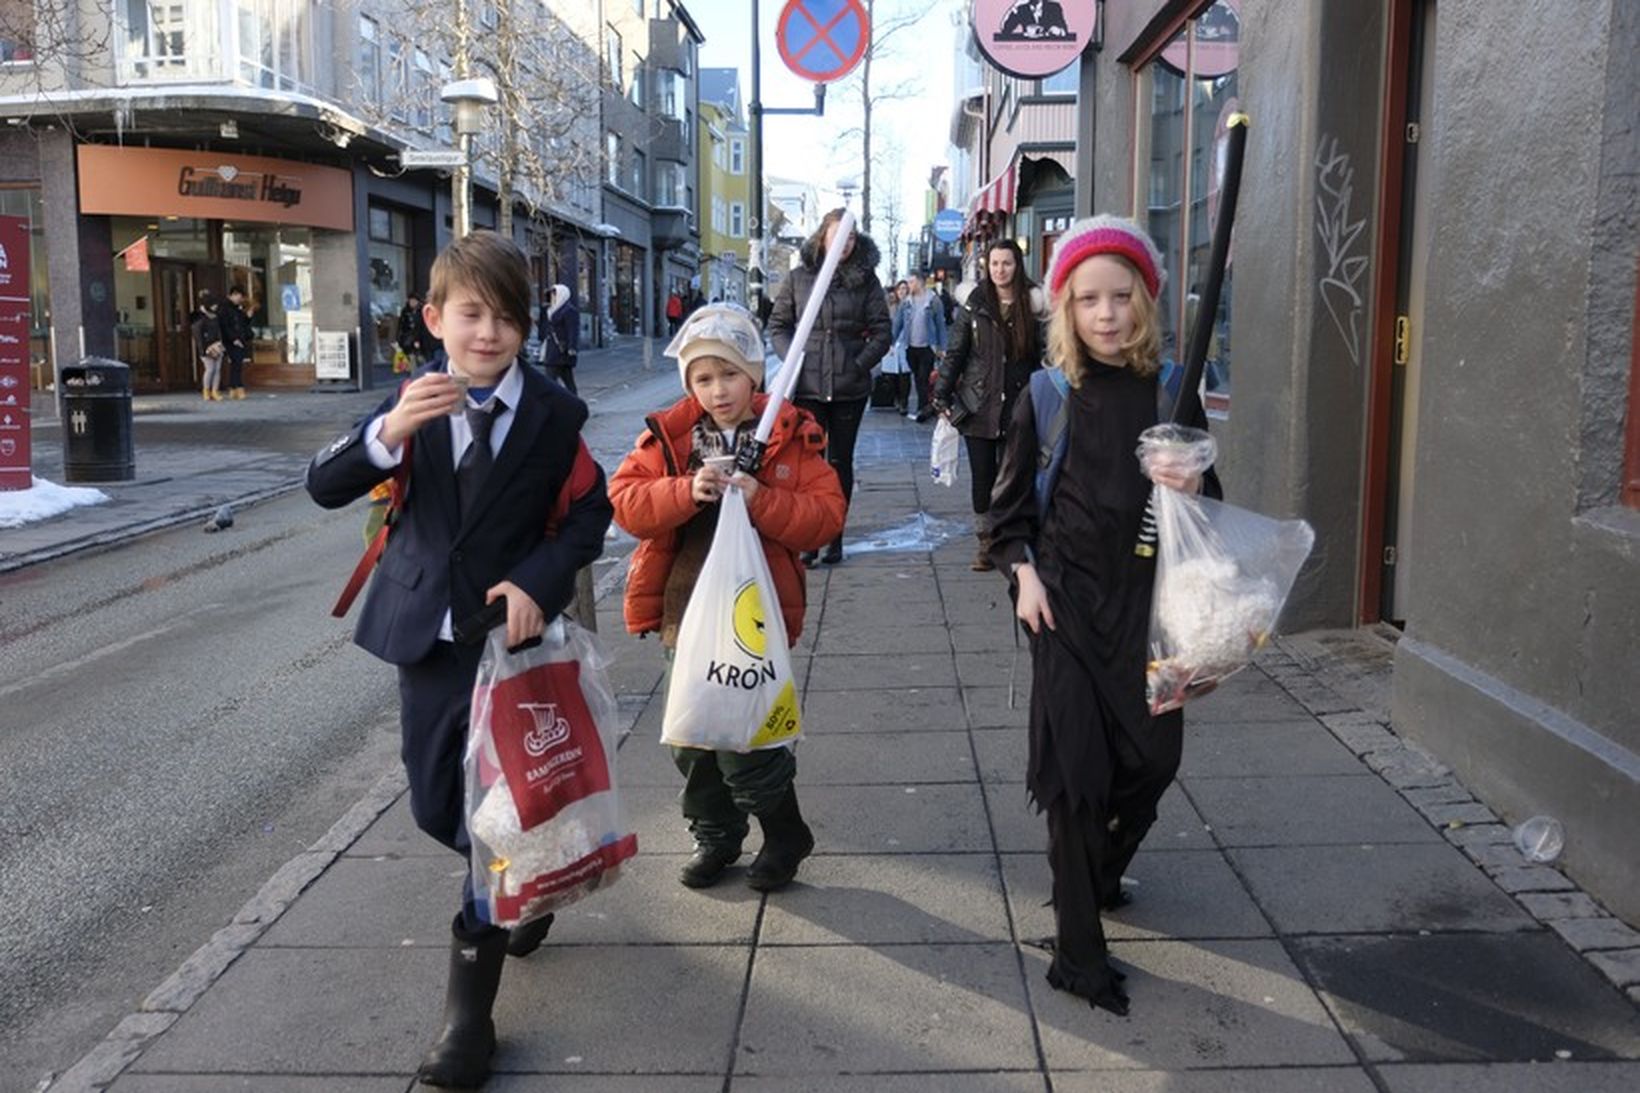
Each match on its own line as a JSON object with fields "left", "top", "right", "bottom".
{"left": 970, "top": 0, "right": 1098, "bottom": 80}
{"left": 75, "top": 146, "right": 354, "bottom": 232}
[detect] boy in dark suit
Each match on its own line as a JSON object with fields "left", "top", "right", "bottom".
{"left": 306, "top": 230, "right": 612, "bottom": 1088}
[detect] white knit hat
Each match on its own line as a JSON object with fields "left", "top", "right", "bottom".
{"left": 665, "top": 302, "right": 766, "bottom": 390}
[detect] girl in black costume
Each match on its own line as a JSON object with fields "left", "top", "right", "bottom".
{"left": 985, "top": 216, "right": 1220, "bottom": 1016}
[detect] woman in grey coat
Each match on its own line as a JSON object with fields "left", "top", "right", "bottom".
{"left": 766, "top": 208, "right": 892, "bottom": 563}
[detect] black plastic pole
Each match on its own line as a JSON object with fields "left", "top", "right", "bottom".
{"left": 748, "top": 0, "right": 765, "bottom": 319}
{"left": 1171, "top": 113, "right": 1249, "bottom": 425}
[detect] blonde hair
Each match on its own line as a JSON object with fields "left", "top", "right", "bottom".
{"left": 1046, "top": 254, "right": 1162, "bottom": 386}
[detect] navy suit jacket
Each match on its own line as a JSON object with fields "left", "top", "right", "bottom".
{"left": 306, "top": 362, "right": 613, "bottom": 666}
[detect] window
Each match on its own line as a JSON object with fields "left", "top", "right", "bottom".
{"left": 712, "top": 195, "right": 726, "bottom": 233}
{"left": 606, "top": 132, "right": 620, "bottom": 185}
{"left": 414, "top": 49, "right": 434, "bottom": 131}
{"left": 1134, "top": 0, "right": 1239, "bottom": 412}
{"left": 121, "top": 0, "right": 210, "bottom": 80}
{"left": 631, "top": 62, "right": 645, "bottom": 107}
{"left": 357, "top": 16, "right": 381, "bottom": 107}
{"left": 729, "top": 202, "right": 744, "bottom": 238}
{"left": 729, "top": 138, "right": 744, "bottom": 175}
{"left": 605, "top": 25, "right": 622, "bottom": 90}
{"left": 630, "top": 148, "right": 646, "bottom": 200}
{"left": 2, "top": 0, "right": 34, "bottom": 62}
{"left": 386, "top": 35, "right": 408, "bottom": 122}
{"left": 656, "top": 162, "right": 685, "bottom": 207}
{"left": 1040, "top": 65, "right": 1078, "bottom": 95}
{"left": 661, "top": 70, "right": 686, "bottom": 119}
{"left": 437, "top": 59, "right": 453, "bottom": 143}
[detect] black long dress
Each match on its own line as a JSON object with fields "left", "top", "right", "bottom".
{"left": 986, "top": 357, "right": 1220, "bottom": 1013}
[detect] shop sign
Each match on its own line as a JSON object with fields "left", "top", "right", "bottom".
{"left": 314, "top": 331, "right": 352, "bottom": 382}
{"left": 77, "top": 146, "right": 354, "bottom": 232}
{"left": 0, "top": 215, "right": 31, "bottom": 490}
{"left": 970, "top": 0, "right": 1097, "bottom": 80}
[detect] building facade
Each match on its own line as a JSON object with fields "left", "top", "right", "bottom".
{"left": 1074, "top": 0, "right": 1639, "bottom": 920}
{"left": 0, "top": 0, "right": 699, "bottom": 392}
{"left": 697, "top": 67, "right": 749, "bottom": 306}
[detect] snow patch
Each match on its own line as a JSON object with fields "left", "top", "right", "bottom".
{"left": 0, "top": 477, "right": 112, "bottom": 529}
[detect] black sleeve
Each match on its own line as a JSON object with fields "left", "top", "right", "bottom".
{"left": 985, "top": 386, "right": 1042, "bottom": 576}
{"left": 1177, "top": 394, "right": 1224, "bottom": 501}
{"left": 304, "top": 389, "right": 401, "bottom": 509}
{"left": 856, "top": 279, "right": 892, "bottom": 370}
{"left": 766, "top": 276, "right": 799, "bottom": 358}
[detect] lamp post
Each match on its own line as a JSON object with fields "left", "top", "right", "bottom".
{"left": 442, "top": 76, "right": 499, "bottom": 240}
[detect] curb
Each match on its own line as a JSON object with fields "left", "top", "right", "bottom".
{"left": 1265, "top": 635, "right": 1640, "bottom": 1007}
{"left": 45, "top": 768, "right": 409, "bottom": 1093}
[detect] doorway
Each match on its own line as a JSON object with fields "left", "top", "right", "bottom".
{"left": 1363, "top": 0, "right": 1435, "bottom": 626}
{"left": 151, "top": 258, "right": 199, "bottom": 391}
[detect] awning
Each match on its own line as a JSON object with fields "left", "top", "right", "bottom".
{"left": 967, "top": 161, "right": 1018, "bottom": 218}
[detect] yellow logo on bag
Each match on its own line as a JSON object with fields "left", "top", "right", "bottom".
{"left": 749, "top": 680, "right": 802, "bottom": 748}
{"left": 731, "top": 579, "right": 767, "bottom": 658}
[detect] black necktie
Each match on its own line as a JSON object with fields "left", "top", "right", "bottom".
{"left": 457, "top": 399, "right": 502, "bottom": 521}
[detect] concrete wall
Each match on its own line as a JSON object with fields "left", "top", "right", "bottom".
{"left": 1392, "top": 0, "right": 1640, "bottom": 922}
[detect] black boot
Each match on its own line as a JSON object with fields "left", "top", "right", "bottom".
{"left": 505, "top": 912, "right": 554, "bottom": 958}
{"left": 680, "top": 844, "right": 742, "bottom": 889}
{"left": 418, "top": 916, "right": 507, "bottom": 1088}
{"left": 820, "top": 536, "right": 844, "bottom": 565}
{"left": 746, "top": 788, "right": 815, "bottom": 892}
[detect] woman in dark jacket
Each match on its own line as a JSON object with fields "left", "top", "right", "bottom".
{"left": 766, "top": 208, "right": 892, "bottom": 564}
{"left": 934, "top": 238, "right": 1046, "bottom": 569}
{"left": 537, "top": 283, "right": 580, "bottom": 393}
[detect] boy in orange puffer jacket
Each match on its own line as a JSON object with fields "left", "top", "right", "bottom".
{"left": 610, "top": 304, "right": 845, "bottom": 892}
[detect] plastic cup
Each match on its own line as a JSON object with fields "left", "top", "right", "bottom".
{"left": 447, "top": 371, "right": 471, "bottom": 415}
{"left": 1514, "top": 816, "right": 1564, "bottom": 863}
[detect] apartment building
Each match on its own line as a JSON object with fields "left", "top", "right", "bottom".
{"left": 696, "top": 66, "right": 748, "bottom": 306}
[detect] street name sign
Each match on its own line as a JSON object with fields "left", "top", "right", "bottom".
{"left": 399, "top": 149, "right": 469, "bottom": 169}
{"left": 776, "top": 0, "right": 870, "bottom": 84}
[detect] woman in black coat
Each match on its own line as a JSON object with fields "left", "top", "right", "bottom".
{"left": 536, "top": 284, "right": 580, "bottom": 393}
{"left": 934, "top": 238, "right": 1046, "bottom": 570}
{"left": 766, "top": 208, "right": 892, "bottom": 563}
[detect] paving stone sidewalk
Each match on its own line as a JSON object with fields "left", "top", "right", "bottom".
{"left": 50, "top": 408, "right": 1640, "bottom": 1092}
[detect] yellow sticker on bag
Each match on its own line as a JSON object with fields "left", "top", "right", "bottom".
{"left": 748, "top": 679, "right": 802, "bottom": 749}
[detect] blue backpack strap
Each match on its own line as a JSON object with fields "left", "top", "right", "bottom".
{"left": 1031, "top": 367, "right": 1071, "bottom": 515}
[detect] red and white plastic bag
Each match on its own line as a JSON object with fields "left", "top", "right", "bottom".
{"left": 465, "top": 619, "right": 636, "bottom": 928}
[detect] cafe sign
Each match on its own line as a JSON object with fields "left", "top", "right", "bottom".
{"left": 77, "top": 146, "right": 354, "bottom": 231}
{"left": 970, "top": 0, "right": 1097, "bottom": 81}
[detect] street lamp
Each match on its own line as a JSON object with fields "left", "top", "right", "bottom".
{"left": 442, "top": 76, "right": 498, "bottom": 240}
{"left": 836, "top": 176, "right": 860, "bottom": 212}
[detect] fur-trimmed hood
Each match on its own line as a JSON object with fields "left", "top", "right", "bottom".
{"left": 799, "top": 225, "right": 884, "bottom": 291}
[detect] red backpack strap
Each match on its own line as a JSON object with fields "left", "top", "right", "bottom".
{"left": 546, "top": 438, "right": 598, "bottom": 539}
{"left": 332, "top": 385, "right": 414, "bottom": 618}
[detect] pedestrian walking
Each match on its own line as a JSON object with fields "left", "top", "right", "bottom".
{"left": 900, "top": 273, "right": 948, "bottom": 421}
{"left": 933, "top": 238, "right": 1047, "bottom": 570}
{"left": 765, "top": 207, "right": 892, "bottom": 565}
{"left": 221, "top": 285, "right": 254, "bottom": 399}
{"left": 666, "top": 289, "right": 684, "bottom": 335}
{"left": 536, "top": 283, "right": 580, "bottom": 394}
{"left": 397, "top": 292, "right": 436, "bottom": 369}
{"left": 985, "top": 215, "right": 1220, "bottom": 1018}
{"left": 304, "top": 230, "right": 612, "bottom": 1088}
{"left": 190, "top": 290, "right": 225, "bottom": 402}
{"left": 608, "top": 303, "right": 844, "bottom": 891}
{"left": 880, "top": 282, "right": 913, "bottom": 414}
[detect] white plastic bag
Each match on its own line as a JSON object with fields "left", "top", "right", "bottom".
{"left": 466, "top": 618, "right": 636, "bottom": 928}
{"left": 1140, "top": 425, "right": 1315, "bottom": 714}
{"left": 930, "top": 416, "right": 960, "bottom": 488}
{"left": 662, "top": 487, "right": 802, "bottom": 752}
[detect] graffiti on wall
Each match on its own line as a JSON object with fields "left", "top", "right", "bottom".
{"left": 1315, "top": 135, "right": 1369, "bottom": 366}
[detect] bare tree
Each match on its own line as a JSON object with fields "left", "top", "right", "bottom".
{"left": 875, "top": 139, "right": 906, "bottom": 280}
{"left": 827, "top": 0, "right": 930, "bottom": 237}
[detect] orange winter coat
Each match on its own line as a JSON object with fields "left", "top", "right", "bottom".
{"left": 610, "top": 393, "right": 846, "bottom": 644}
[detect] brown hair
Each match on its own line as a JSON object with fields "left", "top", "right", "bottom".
{"left": 977, "top": 238, "right": 1036, "bottom": 365}
{"left": 1046, "top": 253, "right": 1162, "bottom": 386}
{"left": 427, "top": 230, "right": 531, "bottom": 332}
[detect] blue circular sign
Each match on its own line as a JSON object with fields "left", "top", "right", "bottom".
{"left": 933, "top": 208, "right": 964, "bottom": 243}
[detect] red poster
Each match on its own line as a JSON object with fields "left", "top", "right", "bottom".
{"left": 0, "top": 215, "right": 31, "bottom": 491}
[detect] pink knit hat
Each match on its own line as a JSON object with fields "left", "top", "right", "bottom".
{"left": 1046, "top": 214, "right": 1166, "bottom": 300}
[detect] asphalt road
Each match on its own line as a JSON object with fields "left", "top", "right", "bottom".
{"left": 0, "top": 363, "right": 680, "bottom": 1090}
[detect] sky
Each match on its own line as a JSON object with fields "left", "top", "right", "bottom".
{"left": 694, "top": 0, "right": 961, "bottom": 274}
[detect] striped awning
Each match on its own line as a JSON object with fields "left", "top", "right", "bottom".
{"left": 967, "top": 161, "right": 1018, "bottom": 218}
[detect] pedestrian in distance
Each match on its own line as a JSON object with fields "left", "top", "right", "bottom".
{"left": 608, "top": 303, "right": 844, "bottom": 892}
{"left": 879, "top": 281, "right": 913, "bottom": 415}
{"left": 398, "top": 291, "right": 436, "bottom": 369}
{"left": 536, "top": 283, "right": 580, "bottom": 394}
{"left": 900, "top": 272, "right": 948, "bottom": 421}
{"left": 985, "top": 215, "right": 1221, "bottom": 1018}
{"left": 304, "top": 230, "right": 612, "bottom": 1089}
{"left": 933, "top": 238, "right": 1048, "bottom": 570}
{"left": 666, "top": 288, "right": 684, "bottom": 335}
{"left": 190, "top": 290, "right": 225, "bottom": 402}
{"left": 765, "top": 207, "right": 892, "bottom": 565}
{"left": 222, "top": 285, "right": 254, "bottom": 400}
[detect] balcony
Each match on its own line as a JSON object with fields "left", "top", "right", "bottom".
{"left": 113, "top": 0, "right": 328, "bottom": 95}
{"left": 648, "top": 18, "right": 686, "bottom": 73}
{"left": 651, "top": 117, "right": 688, "bottom": 164}
{"left": 651, "top": 205, "right": 692, "bottom": 249}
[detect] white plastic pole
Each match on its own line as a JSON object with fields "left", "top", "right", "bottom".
{"left": 753, "top": 210, "right": 855, "bottom": 444}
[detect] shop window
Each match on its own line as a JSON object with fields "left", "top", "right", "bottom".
{"left": 367, "top": 206, "right": 414, "bottom": 366}
{"left": 3, "top": 0, "right": 36, "bottom": 63}
{"left": 1134, "top": 0, "right": 1239, "bottom": 414}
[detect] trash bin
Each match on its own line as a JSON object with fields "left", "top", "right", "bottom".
{"left": 62, "top": 357, "right": 135, "bottom": 483}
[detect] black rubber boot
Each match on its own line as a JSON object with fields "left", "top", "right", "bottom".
{"left": 505, "top": 912, "right": 554, "bottom": 958}
{"left": 417, "top": 916, "right": 508, "bottom": 1088}
{"left": 680, "top": 844, "right": 742, "bottom": 889}
{"left": 820, "top": 537, "right": 844, "bottom": 565}
{"left": 746, "top": 788, "right": 815, "bottom": 892}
